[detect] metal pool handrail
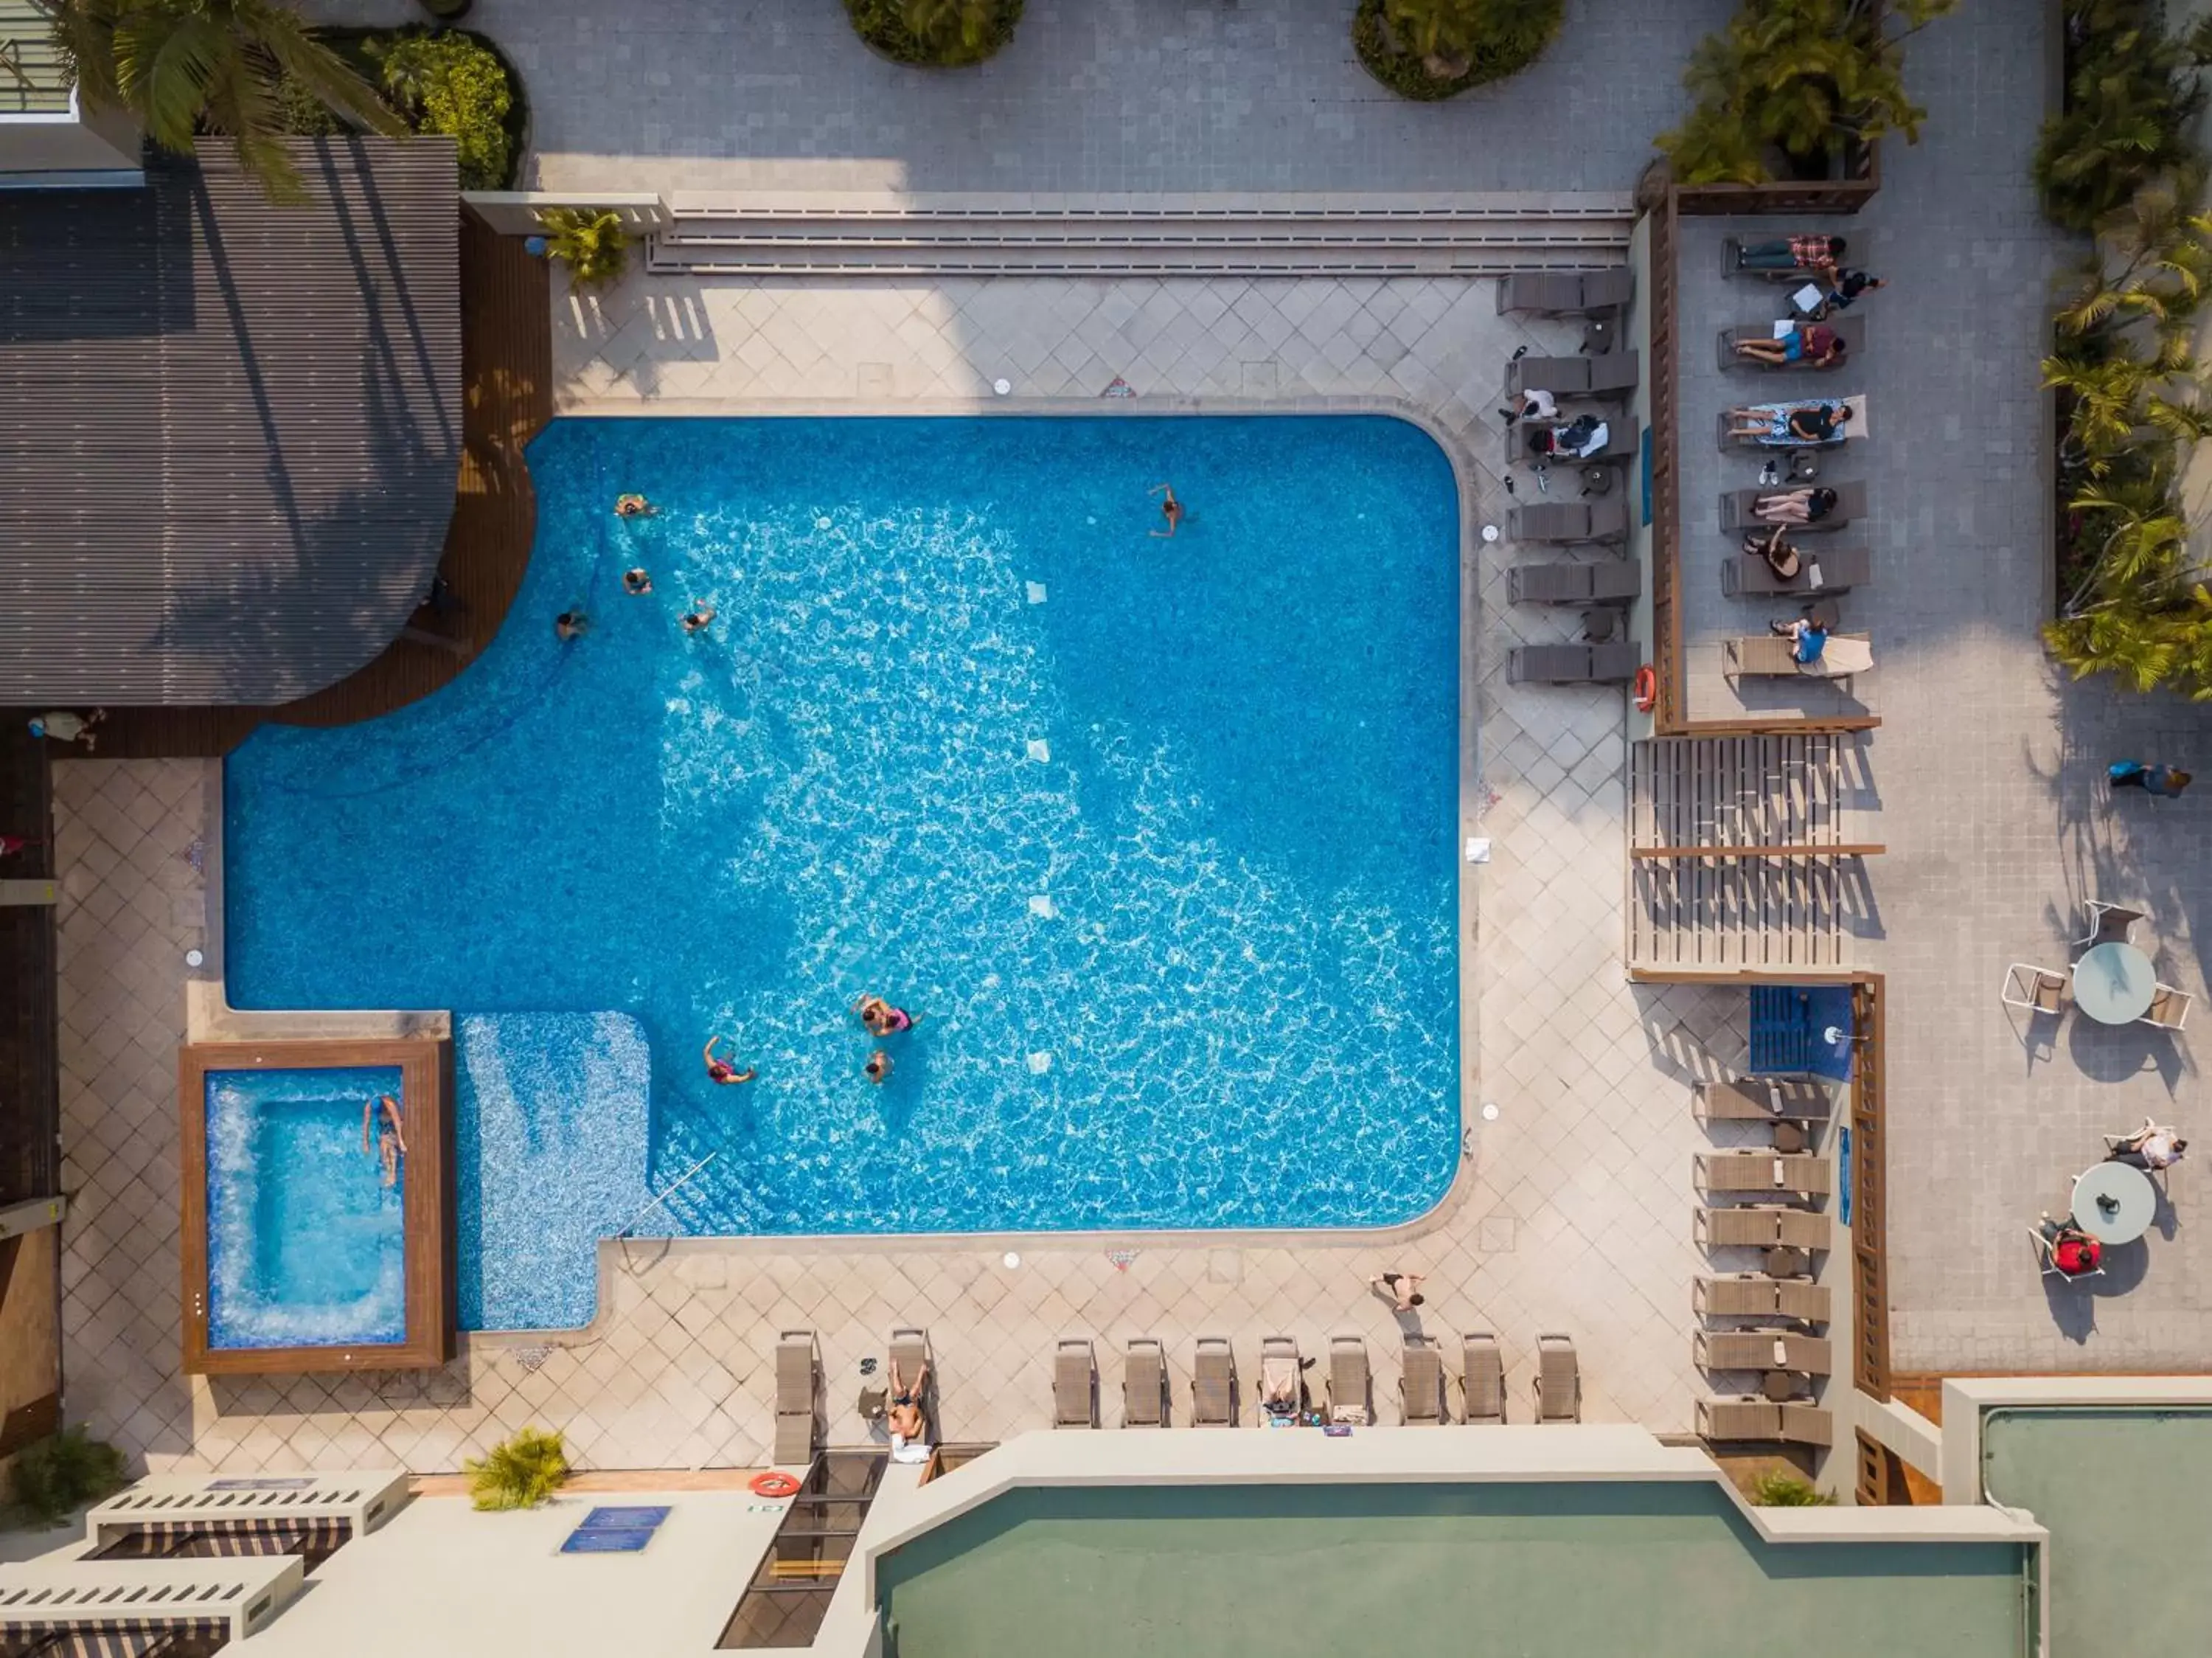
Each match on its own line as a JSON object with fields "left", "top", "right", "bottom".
{"left": 614, "top": 1151, "right": 720, "bottom": 1239}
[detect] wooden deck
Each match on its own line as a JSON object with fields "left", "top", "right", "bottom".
{"left": 80, "top": 214, "right": 552, "bottom": 760}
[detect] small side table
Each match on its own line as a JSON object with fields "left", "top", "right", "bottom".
{"left": 1582, "top": 317, "right": 1615, "bottom": 355}
{"left": 1771, "top": 1121, "right": 1807, "bottom": 1154}
{"left": 1761, "top": 1370, "right": 1801, "bottom": 1403}
{"left": 1580, "top": 465, "right": 1615, "bottom": 496}
{"left": 1764, "top": 1246, "right": 1810, "bottom": 1279}
{"left": 858, "top": 1383, "right": 888, "bottom": 1423}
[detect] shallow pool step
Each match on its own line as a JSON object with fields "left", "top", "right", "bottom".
{"left": 648, "top": 192, "right": 1635, "bottom": 277}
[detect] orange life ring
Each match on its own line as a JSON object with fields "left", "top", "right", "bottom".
{"left": 1632, "top": 665, "right": 1658, "bottom": 712}
{"left": 751, "top": 1471, "right": 801, "bottom": 1499}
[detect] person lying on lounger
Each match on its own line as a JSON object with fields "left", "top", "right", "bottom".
{"left": 1725, "top": 403, "right": 1852, "bottom": 445}
{"left": 362, "top": 1095, "right": 406, "bottom": 1187}
{"left": 1733, "top": 325, "right": 1846, "bottom": 368}
{"left": 886, "top": 1356, "right": 931, "bottom": 1460}
{"left": 1735, "top": 234, "right": 1846, "bottom": 280}
{"left": 1752, "top": 486, "right": 1840, "bottom": 526}
{"left": 1526, "top": 414, "right": 1609, "bottom": 460}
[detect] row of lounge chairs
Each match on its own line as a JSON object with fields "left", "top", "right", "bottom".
{"left": 1052, "top": 1331, "right": 1581, "bottom": 1427}
{"left": 773, "top": 1325, "right": 937, "bottom": 1466}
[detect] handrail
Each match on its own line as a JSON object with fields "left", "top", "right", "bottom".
{"left": 1630, "top": 843, "right": 1885, "bottom": 859}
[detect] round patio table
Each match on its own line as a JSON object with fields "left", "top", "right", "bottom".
{"left": 2073, "top": 941, "right": 2157, "bottom": 1024}
{"left": 2070, "top": 1160, "right": 2157, "bottom": 1246}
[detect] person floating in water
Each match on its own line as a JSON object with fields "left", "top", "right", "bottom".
{"left": 554, "top": 609, "right": 588, "bottom": 642}
{"left": 1149, "top": 483, "right": 1183, "bottom": 538}
{"left": 615, "top": 493, "right": 656, "bottom": 518}
{"left": 623, "top": 568, "right": 653, "bottom": 595}
{"left": 864, "top": 1049, "right": 893, "bottom": 1085}
{"left": 855, "top": 994, "right": 915, "bottom": 1036}
{"left": 361, "top": 1094, "right": 406, "bottom": 1188}
{"left": 682, "top": 605, "right": 716, "bottom": 635}
{"left": 703, "top": 1035, "right": 756, "bottom": 1085}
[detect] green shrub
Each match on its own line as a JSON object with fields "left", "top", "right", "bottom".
{"left": 536, "top": 208, "right": 631, "bottom": 290}
{"left": 274, "top": 72, "right": 349, "bottom": 137}
{"left": 1750, "top": 1468, "right": 1837, "bottom": 1507}
{"left": 844, "top": 0, "right": 1023, "bottom": 68}
{"left": 376, "top": 32, "right": 515, "bottom": 191}
{"left": 1352, "top": 0, "right": 1562, "bottom": 101}
{"left": 465, "top": 1426, "right": 569, "bottom": 1511}
{"left": 2036, "top": 0, "right": 2212, "bottom": 233}
{"left": 6, "top": 1428, "right": 128, "bottom": 1527}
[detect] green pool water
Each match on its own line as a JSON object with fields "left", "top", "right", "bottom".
{"left": 1982, "top": 1405, "right": 2212, "bottom": 1658}
{"left": 876, "top": 1481, "right": 2031, "bottom": 1658}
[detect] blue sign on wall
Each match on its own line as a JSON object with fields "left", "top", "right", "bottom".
{"left": 1838, "top": 1126, "right": 1854, "bottom": 1227}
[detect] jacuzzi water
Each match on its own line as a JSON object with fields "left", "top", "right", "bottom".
{"left": 204, "top": 1066, "right": 407, "bottom": 1348}
{"left": 225, "top": 415, "right": 1461, "bottom": 1320}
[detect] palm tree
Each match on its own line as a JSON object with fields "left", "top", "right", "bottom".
{"left": 41, "top": 0, "right": 402, "bottom": 203}
{"left": 537, "top": 208, "right": 630, "bottom": 290}
{"left": 897, "top": 0, "right": 1002, "bottom": 57}
{"left": 1380, "top": 0, "right": 1557, "bottom": 81}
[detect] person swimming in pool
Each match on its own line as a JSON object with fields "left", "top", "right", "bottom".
{"left": 554, "top": 609, "right": 588, "bottom": 642}
{"left": 682, "top": 605, "right": 716, "bottom": 634}
{"left": 361, "top": 1094, "right": 406, "bottom": 1187}
{"left": 855, "top": 994, "right": 915, "bottom": 1036}
{"left": 615, "top": 493, "right": 656, "bottom": 518}
{"left": 623, "top": 568, "right": 653, "bottom": 595}
{"left": 864, "top": 1050, "right": 893, "bottom": 1085}
{"left": 703, "top": 1036, "right": 756, "bottom": 1085}
{"left": 1149, "top": 483, "right": 1183, "bottom": 538}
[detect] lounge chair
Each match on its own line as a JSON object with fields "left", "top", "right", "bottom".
{"left": 1256, "top": 1335, "right": 1304, "bottom": 1424}
{"left": 1054, "top": 1338, "right": 1098, "bottom": 1429}
{"left": 1715, "top": 316, "right": 1863, "bottom": 372}
{"left": 1717, "top": 400, "right": 1866, "bottom": 449}
{"left": 1496, "top": 267, "right": 1634, "bottom": 317}
{"left": 890, "top": 1325, "right": 936, "bottom": 1441}
{"left": 1507, "top": 642, "right": 1644, "bottom": 684}
{"left": 1460, "top": 1332, "right": 1504, "bottom": 1423}
{"left": 1694, "top": 1275, "right": 1832, "bottom": 1326}
{"left": 1399, "top": 1336, "right": 1450, "bottom": 1424}
{"left": 2142, "top": 985, "right": 2194, "bottom": 1030}
{"left": 1694, "top": 1151, "right": 1832, "bottom": 1197}
{"left": 1692, "top": 1078, "right": 1834, "bottom": 1125}
{"left": 1694, "top": 1205, "right": 1831, "bottom": 1252}
{"left": 1697, "top": 1395, "right": 1781, "bottom": 1440}
{"left": 1509, "top": 561, "right": 1642, "bottom": 606}
{"left": 2028, "top": 1223, "right": 2107, "bottom": 1282}
{"left": 1534, "top": 1333, "right": 1580, "bottom": 1422}
{"left": 1722, "top": 236, "right": 1837, "bottom": 283}
{"left": 2073, "top": 900, "right": 2144, "bottom": 949}
{"left": 773, "top": 1329, "right": 820, "bottom": 1468}
{"left": 1719, "top": 544, "right": 1872, "bottom": 597}
{"left": 1506, "top": 351, "right": 1641, "bottom": 400}
{"left": 1192, "top": 1336, "right": 1237, "bottom": 1426}
{"left": 1694, "top": 1328, "right": 1832, "bottom": 1375}
{"left": 1326, "top": 1335, "right": 1371, "bottom": 1426}
{"left": 1781, "top": 1404, "right": 1834, "bottom": 1446}
{"left": 1122, "top": 1336, "right": 1169, "bottom": 1427}
{"left": 1509, "top": 500, "right": 1629, "bottom": 544}
{"left": 2000, "top": 963, "right": 2068, "bottom": 1017}
{"left": 1722, "top": 633, "right": 1872, "bottom": 683}
{"left": 1718, "top": 480, "right": 1867, "bottom": 535}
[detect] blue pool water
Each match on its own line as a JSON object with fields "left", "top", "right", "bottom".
{"left": 226, "top": 415, "right": 1461, "bottom": 1311}
{"left": 205, "top": 1066, "right": 407, "bottom": 1348}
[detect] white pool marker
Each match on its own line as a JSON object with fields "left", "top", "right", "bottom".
{"left": 1026, "top": 738, "right": 1051, "bottom": 763}
{"left": 815, "top": 516, "right": 832, "bottom": 530}
{"left": 993, "top": 378, "right": 1012, "bottom": 397}
{"left": 184, "top": 948, "right": 205, "bottom": 969}
{"left": 1481, "top": 524, "right": 1500, "bottom": 543}
{"left": 1003, "top": 1250, "right": 1022, "bottom": 1269}
{"left": 1464, "top": 837, "right": 1492, "bottom": 864}
{"left": 1029, "top": 893, "right": 1058, "bottom": 919}
{"left": 1027, "top": 1050, "right": 1053, "bottom": 1075}
{"left": 1481, "top": 1101, "right": 1500, "bottom": 1122}
{"left": 1026, "top": 580, "right": 1048, "bottom": 605}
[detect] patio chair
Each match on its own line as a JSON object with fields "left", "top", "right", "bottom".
{"left": 1775, "top": 1280, "right": 1831, "bottom": 1324}
{"left": 1695, "top": 1276, "right": 1831, "bottom": 1326}
{"left": 773, "top": 1329, "right": 820, "bottom": 1468}
{"left": 1716, "top": 316, "right": 1863, "bottom": 372}
{"left": 1534, "top": 1333, "right": 1581, "bottom": 1422}
{"left": 1723, "top": 632, "right": 1873, "bottom": 683}
{"left": 1694, "top": 1151, "right": 1832, "bottom": 1198}
{"left": 1693, "top": 1078, "right": 1833, "bottom": 1125}
{"left": 1506, "top": 350, "right": 1641, "bottom": 400}
{"left": 1506, "top": 642, "right": 1644, "bottom": 684}
{"left": 1509, "top": 499, "right": 1630, "bottom": 544}
{"left": 1497, "top": 267, "right": 1632, "bottom": 317}
{"left": 1718, "top": 479, "right": 1868, "bottom": 535}
{"left": 2140, "top": 985, "right": 2192, "bottom": 1031}
{"left": 1780, "top": 1404, "right": 1834, "bottom": 1447}
{"left": 1122, "top": 1336, "right": 1169, "bottom": 1427}
{"left": 1399, "top": 1336, "right": 1450, "bottom": 1424}
{"left": 1460, "top": 1332, "right": 1505, "bottom": 1424}
{"left": 1053, "top": 1337, "right": 1098, "bottom": 1429}
{"left": 1192, "top": 1336, "right": 1237, "bottom": 1426}
{"left": 1697, "top": 1395, "right": 1782, "bottom": 1440}
{"left": 2027, "top": 1224, "right": 2107, "bottom": 1282}
{"left": 1509, "top": 561, "right": 1642, "bottom": 606}
{"left": 890, "top": 1325, "right": 936, "bottom": 1440}
{"left": 1327, "top": 1334, "right": 1371, "bottom": 1426}
{"left": 1719, "top": 544, "right": 1872, "bottom": 597}
{"left": 2073, "top": 900, "right": 2144, "bottom": 950}
{"left": 2000, "top": 962, "right": 2068, "bottom": 1017}
{"left": 1694, "top": 1205, "right": 1831, "bottom": 1252}
{"left": 1694, "top": 1328, "right": 1832, "bottom": 1375}
{"left": 1256, "top": 1335, "right": 1304, "bottom": 1424}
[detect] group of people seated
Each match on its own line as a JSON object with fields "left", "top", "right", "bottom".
{"left": 2036, "top": 1120, "right": 2187, "bottom": 1280}
{"left": 1733, "top": 234, "right": 1887, "bottom": 316}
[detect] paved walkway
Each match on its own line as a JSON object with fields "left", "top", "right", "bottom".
{"left": 311, "top": 0, "right": 1731, "bottom": 196}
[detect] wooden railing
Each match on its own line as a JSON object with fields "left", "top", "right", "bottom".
{"left": 1850, "top": 974, "right": 1891, "bottom": 1401}
{"left": 0, "top": 726, "right": 58, "bottom": 1207}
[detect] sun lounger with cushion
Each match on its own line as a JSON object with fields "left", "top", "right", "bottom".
{"left": 1715, "top": 316, "right": 1864, "bottom": 372}
{"left": 1327, "top": 1335, "right": 1371, "bottom": 1426}
{"left": 1534, "top": 1333, "right": 1580, "bottom": 1422}
{"left": 1695, "top": 1275, "right": 1832, "bottom": 1325}
{"left": 1506, "top": 351, "right": 1641, "bottom": 400}
{"left": 1719, "top": 479, "right": 1868, "bottom": 535}
{"left": 1192, "top": 1336, "right": 1237, "bottom": 1426}
{"left": 1718, "top": 400, "right": 1868, "bottom": 449}
{"left": 1724, "top": 632, "right": 1874, "bottom": 683}
{"left": 1720, "top": 544, "right": 1873, "bottom": 597}
{"left": 1695, "top": 1151, "right": 1832, "bottom": 1197}
{"left": 1694, "top": 1205, "right": 1832, "bottom": 1252}
{"left": 1399, "top": 1336, "right": 1450, "bottom": 1424}
{"left": 1053, "top": 1338, "right": 1098, "bottom": 1429}
{"left": 1509, "top": 561, "right": 1642, "bottom": 606}
{"left": 1256, "top": 1335, "right": 1304, "bottom": 1424}
{"left": 1123, "top": 1336, "right": 1169, "bottom": 1427}
{"left": 1694, "top": 1078, "right": 1835, "bottom": 1125}
{"left": 1507, "top": 642, "right": 1644, "bottom": 684}
{"left": 773, "top": 1330, "right": 820, "bottom": 1468}
{"left": 1509, "top": 499, "right": 1630, "bottom": 544}
{"left": 1694, "top": 1328, "right": 1833, "bottom": 1374}
{"left": 1497, "top": 268, "right": 1634, "bottom": 317}
{"left": 1461, "top": 1332, "right": 1504, "bottom": 1423}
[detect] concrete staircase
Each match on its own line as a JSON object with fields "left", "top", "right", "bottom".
{"left": 1627, "top": 733, "right": 1874, "bottom": 972}
{"left": 648, "top": 191, "right": 1635, "bottom": 277}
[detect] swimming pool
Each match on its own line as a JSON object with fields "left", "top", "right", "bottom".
{"left": 225, "top": 416, "right": 1462, "bottom": 1278}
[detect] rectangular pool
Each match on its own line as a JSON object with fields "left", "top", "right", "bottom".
{"left": 223, "top": 415, "right": 1464, "bottom": 1269}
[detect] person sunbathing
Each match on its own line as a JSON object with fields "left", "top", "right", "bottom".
{"left": 1744, "top": 524, "right": 1801, "bottom": 580}
{"left": 1733, "top": 325, "right": 1845, "bottom": 367}
{"left": 1736, "top": 234, "right": 1846, "bottom": 280}
{"left": 1752, "top": 486, "right": 1840, "bottom": 526}
{"left": 1768, "top": 615, "right": 1829, "bottom": 665}
{"left": 1725, "top": 403, "right": 1851, "bottom": 444}
{"left": 887, "top": 1356, "right": 931, "bottom": 1451}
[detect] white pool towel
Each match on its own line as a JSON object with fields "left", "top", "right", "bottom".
{"left": 890, "top": 1432, "right": 931, "bottom": 1466}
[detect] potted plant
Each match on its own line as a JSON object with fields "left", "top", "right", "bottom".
{"left": 465, "top": 1426, "right": 571, "bottom": 1511}
{"left": 1352, "top": 0, "right": 1562, "bottom": 102}
{"left": 414, "top": 0, "right": 473, "bottom": 24}
{"left": 844, "top": 0, "right": 1023, "bottom": 68}
{"left": 534, "top": 209, "right": 632, "bottom": 291}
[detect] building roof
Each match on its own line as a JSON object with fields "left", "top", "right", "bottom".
{"left": 0, "top": 0, "right": 71, "bottom": 115}
{"left": 0, "top": 136, "right": 462, "bottom": 707}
